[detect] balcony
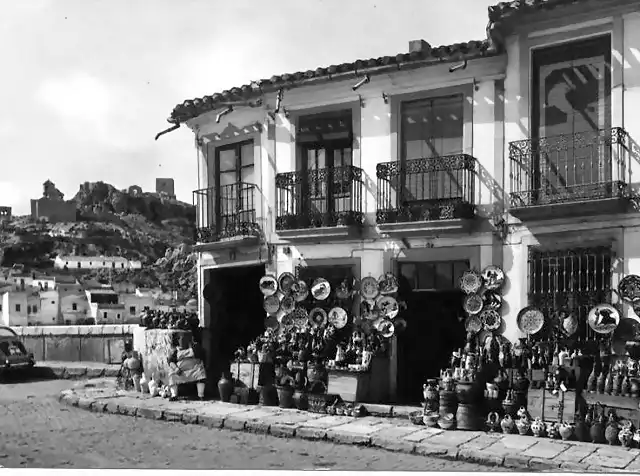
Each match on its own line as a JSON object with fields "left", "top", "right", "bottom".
{"left": 376, "top": 154, "right": 477, "bottom": 236}
{"left": 275, "top": 165, "right": 364, "bottom": 239}
{"left": 509, "top": 128, "right": 630, "bottom": 220}
{"left": 192, "top": 183, "right": 264, "bottom": 248}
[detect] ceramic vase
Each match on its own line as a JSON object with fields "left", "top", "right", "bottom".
{"left": 516, "top": 417, "right": 531, "bottom": 436}
{"left": 604, "top": 370, "right": 613, "bottom": 395}
{"left": 587, "top": 366, "right": 597, "bottom": 393}
{"left": 547, "top": 422, "right": 560, "bottom": 439}
{"left": 559, "top": 422, "right": 574, "bottom": 441}
{"left": 605, "top": 414, "right": 620, "bottom": 446}
{"left": 574, "top": 415, "right": 591, "bottom": 442}
{"left": 500, "top": 414, "right": 515, "bottom": 434}
{"left": 597, "top": 371, "right": 606, "bottom": 394}
{"left": 217, "top": 374, "right": 233, "bottom": 402}
{"left": 531, "top": 417, "right": 546, "bottom": 437}
{"left": 591, "top": 415, "right": 606, "bottom": 444}
{"left": 619, "top": 426, "right": 633, "bottom": 448}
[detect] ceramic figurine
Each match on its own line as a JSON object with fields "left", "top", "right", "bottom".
{"left": 546, "top": 422, "right": 560, "bottom": 439}
{"left": 501, "top": 414, "right": 515, "bottom": 434}
{"left": 516, "top": 417, "right": 531, "bottom": 436}
{"left": 531, "top": 417, "right": 546, "bottom": 437}
{"left": 516, "top": 406, "right": 528, "bottom": 420}
{"left": 559, "top": 422, "right": 575, "bottom": 441}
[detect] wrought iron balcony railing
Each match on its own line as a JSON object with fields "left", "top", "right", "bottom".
{"left": 275, "top": 165, "right": 364, "bottom": 231}
{"left": 509, "top": 128, "right": 629, "bottom": 208}
{"left": 192, "top": 182, "right": 264, "bottom": 243}
{"left": 376, "top": 154, "right": 476, "bottom": 224}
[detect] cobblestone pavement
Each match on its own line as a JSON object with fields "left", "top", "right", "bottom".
{"left": 0, "top": 379, "right": 496, "bottom": 470}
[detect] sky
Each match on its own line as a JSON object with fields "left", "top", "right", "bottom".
{"left": 1, "top": 0, "right": 495, "bottom": 215}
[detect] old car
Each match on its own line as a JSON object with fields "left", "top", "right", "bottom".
{"left": 0, "top": 326, "right": 35, "bottom": 379}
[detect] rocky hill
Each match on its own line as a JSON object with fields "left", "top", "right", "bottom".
{"left": 0, "top": 181, "right": 198, "bottom": 299}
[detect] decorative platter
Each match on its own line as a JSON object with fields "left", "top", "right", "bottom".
{"left": 481, "top": 265, "right": 505, "bottom": 291}
{"left": 291, "top": 280, "right": 309, "bottom": 302}
{"left": 480, "top": 309, "right": 502, "bottom": 331}
{"left": 482, "top": 291, "right": 502, "bottom": 310}
{"left": 311, "top": 278, "right": 331, "bottom": 301}
{"left": 378, "top": 273, "right": 399, "bottom": 295}
{"left": 308, "top": 307, "right": 328, "bottom": 328}
{"left": 516, "top": 306, "right": 545, "bottom": 335}
{"left": 264, "top": 316, "right": 279, "bottom": 330}
{"left": 278, "top": 272, "right": 296, "bottom": 295}
{"left": 280, "top": 295, "right": 295, "bottom": 314}
{"left": 292, "top": 307, "right": 309, "bottom": 328}
{"left": 463, "top": 293, "right": 484, "bottom": 316}
{"left": 280, "top": 314, "right": 295, "bottom": 330}
{"left": 459, "top": 270, "right": 483, "bottom": 294}
{"left": 465, "top": 315, "right": 482, "bottom": 334}
{"left": 377, "top": 319, "right": 395, "bottom": 338}
{"left": 376, "top": 296, "right": 400, "bottom": 319}
{"left": 263, "top": 295, "right": 280, "bottom": 314}
{"left": 361, "top": 276, "right": 380, "bottom": 300}
{"left": 588, "top": 303, "right": 620, "bottom": 334}
{"left": 553, "top": 310, "right": 578, "bottom": 336}
{"left": 618, "top": 275, "right": 640, "bottom": 303}
{"left": 259, "top": 275, "right": 278, "bottom": 297}
{"left": 328, "top": 307, "right": 348, "bottom": 329}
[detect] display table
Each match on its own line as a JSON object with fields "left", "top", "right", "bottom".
{"left": 327, "top": 357, "right": 389, "bottom": 403}
{"left": 582, "top": 392, "right": 640, "bottom": 427}
{"left": 527, "top": 388, "right": 577, "bottom": 423}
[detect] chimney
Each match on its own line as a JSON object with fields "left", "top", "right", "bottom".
{"left": 409, "top": 39, "right": 432, "bottom": 55}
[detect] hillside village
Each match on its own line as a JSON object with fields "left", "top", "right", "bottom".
{"left": 0, "top": 179, "right": 198, "bottom": 326}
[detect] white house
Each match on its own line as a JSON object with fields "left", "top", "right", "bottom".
{"left": 54, "top": 255, "right": 142, "bottom": 270}
{"left": 60, "top": 290, "right": 90, "bottom": 325}
{"left": 1, "top": 291, "right": 28, "bottom": 327}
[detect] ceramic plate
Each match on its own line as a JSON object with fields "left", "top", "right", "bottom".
{"left": 459, "top": 270, "right": 482, "bottom": 294}
{"left": 280, "top": 313, "right": 295, "bottom": 330}
{"left": 292, "top": 307, "right": 309, "bottom": 328}
{"left": 376, "top": 296, "right": 400, "bottom": 319}
{"left": 553, "top": 310, "right": 578, "bottom": 336}
{"left": 361, "top": 276, "right": 380, "bottom": 300}
{"left": 278, "top": 272, "right": 296, "bottom": 295}
{"left": 588, "top": 303, "right": 620, "bottom": 334}
{"left": 308, "top": 307, "right": 328, "bottom": 328}
{"left": 619, "top": 275, "right": 640, "bottom": 303}
{"left": 465, "top": 315, "right": 482, "bottom": 334}
{"left": 463, "top": 293, "right": 484, "bottom": 316}
{"left": 516, "top": 306, "right": 545, "bottom": 335}
{"left": 259, "top": 275, "right": 278, "bottom": 297}
{"left": 481, "top": 265, "right": 505, "bottom": 291}
{"left": 311, "top": 278, "right": 331, "bottom": 301}
{"left": 291, "top": 280, "right": 309, "bottom": 302}
{"left": 264, "top": 315, "right": 279, "bottom": 330}
{"left": 264, "top": 295, "right": 280, "bottom": 314}
{"left": 482, "top": 291, "right": 502, "bottom": 310}
{"left": 328, "top": 307, "right": 348, "bottom": 329}
{"left": 280, "top": 295, "right": 295, "bottom": 314}
{"left": 376, "top": 319, "right": 395, "bottom": 338}
{"left": 378, "top": 273, "right": 399, "bottom": 295}
{"left": 481, "top": 309, "right": 502, "bottom": 331}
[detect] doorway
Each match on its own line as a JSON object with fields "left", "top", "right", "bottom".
{"left": 203, "top": 264, "right": 265, "bottom": 384}
{"left": 395, "top": 260, "right": 468, "bottom": 405}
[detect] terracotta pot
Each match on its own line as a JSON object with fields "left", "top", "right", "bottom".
{"left": 277, "top": 386, "right": 295, "bottom": 409}
{"left": 456, "top": 380, "right": 480, "bottom": 404}
{"left": 217, "top": 374, "right": 233, "bottom": 402}
{"left": 606, "top": 422, "right": 620, "bottom": 446}
{"left": 259, "top": 384, "right": 278, "bottom": 406}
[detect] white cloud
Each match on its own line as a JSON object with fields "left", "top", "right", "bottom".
{"left": 0, "top": 181, "right": 29, "bottom": 212}
{"left": 37, "top": 73, "right": 111, "bottom": 120}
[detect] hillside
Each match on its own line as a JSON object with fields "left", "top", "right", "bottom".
{"left": 0, "top": 181, "right": 198, "bottom": 299}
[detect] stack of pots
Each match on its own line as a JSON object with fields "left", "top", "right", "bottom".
{"left": 456, "top": 380, "right": 483, "bottom": 430}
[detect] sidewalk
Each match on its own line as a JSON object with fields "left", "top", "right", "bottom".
{"left": 58, "top": 380, "right": 640, "bottom": 473}
{"left": 32, "top": 361, "right": 120, "bottom": 380}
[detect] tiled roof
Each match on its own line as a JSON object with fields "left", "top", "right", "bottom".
{"left": 488, "top": 0, "right": 594, "bottom": 22}
{"left": 168, "top": 39, "right": 495, "bottom": 125}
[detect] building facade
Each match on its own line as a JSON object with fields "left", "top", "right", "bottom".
{"left": 54, "top": 255, "right": 143, "bottom": 270}
{"left": 155, "top": 178, "right": 176, "bottom": 199}
{"left": 1, "top": 291, "right": 28, "bottom": 327}
{"left": 0, "top": 206, "right": 11, "bottom": 222}
{"left": 165, "top": 0, "right": 640, "bottom": 402}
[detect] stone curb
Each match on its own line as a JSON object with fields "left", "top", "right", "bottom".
{"left": 33, "top": 364, "right": 119, "bottom": 380}
{"left": 56, "top": 392, "right": 618, "bottom": 473}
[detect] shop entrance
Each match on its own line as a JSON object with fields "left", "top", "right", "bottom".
{"left": 396, "top": 261, "right": 468, "bottom": 405}
{"left": 203, "top": 264, "right": 265, "bottom": 385}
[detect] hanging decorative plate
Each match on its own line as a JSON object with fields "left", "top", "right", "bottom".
{"left": 280, "top": 295, "right": 295, "bottom": 314}
{"left": 376, "top": 296, "right": 400, "bottom": 319}
{"left": 263, "top": 295, "right": 280, "bottom": 314}
{"left": 335, "top": 277, "right": 353, "bottom": 300}
{"left": 482, "top": 291, "right": 502, "bottom": 310}
{"left": 481, "top": 309, "right": 502, "bottom": 331}
{"left": 465, "top": 315, "right": 482, "bottom": 334}
{"left": 328, "top": 307, "right": 348, "bottom": 329}
{"left": 361, "top": 276, "right": 380, "bottom": 300}
{"left": 516, "top": 306, "right": 545, "bottom": 335}
{"left": 280, "top": 313, "right": 295, "bottom": 330}
{"left": 634, "top": 301, "right": 640, "bottom": 318}
{"left": 393, "top": 317, "right": 408, "bottom": 334}
{"left": 481, "top": 265, "right": 505, "bottom": 291}
{"left": 378, "top": 273, "right": 399, "bottom": 295}
{"left": 377, "top": 319, "right": 395, "bottom": 338}
{"left": 459, "top": 270, "right": 483, "bottom": 294}
{"left": 264, "top": 315, "right": 279, "bottom": 330}
{"left": 619, "top": 275, "right": 640, "bottom": 303}
{"left": 553, "top": 310, "right": 578, "bottom": 336}
{"left": 308, "top": 307, "right": 328, "bottom": 328}
{"left": 259, "top": 275, "right": 278, "bottom": 297}
{"left": 588, "top": 304, "right": 620, "bottom": 335}
{"left": 463, "top": 293, "right": 484, "bottom": 316}
{"left": 311, "top": 278, "right": 331, "bottom": 301}
{"left": 291, "top": 280, "right": 309, "bottom": 302}
{"left": 292, "top": 307, "right": 309, "bottom": 328}
{"left": 278, "top": 272, "right": 296, "bottom": 295}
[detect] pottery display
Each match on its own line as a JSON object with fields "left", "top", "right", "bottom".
{"left": 500, "top": 414, "right": 516, "bottom": 434}
{"left": 531, "top": 417, "right": 546, "bottom": 437}
{"left": 559, "top": 422, "right": 575, "bottom": 441}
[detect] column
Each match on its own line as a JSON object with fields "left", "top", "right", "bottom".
{"left": 502, "top": 240, "right": 528, "bottom": 343}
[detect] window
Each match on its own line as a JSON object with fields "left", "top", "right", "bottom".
{"left": 72, "top": 303, "right": 77, "bottom": 311}
{"left": 121, "top": 263, "right": 124, "bottom": 268}
{"left": 103, "top": 312, "right": 107, "bottom": 319}
{"left": 112, "top": 262, "right": 115, "bottom": 269}
{"left": 51, "top": 301, "right": 55, "bottom": 304}
{"left": 129, "top": 306, "right": 136, "bottom": 315}
{"left": 531, "top": 35, "right": 611, "bottom": 199}
{"left": 89, "top": 262, "right": 92, "bottom": 266}
{"left": 529, "top": 245, "right": 612, "bottom": 341}
{"left": 77, "top": 262, "right": 81, "bottom": 268}
{"left": 399, "top": 261, "right": 469, "bottom": 291}
{"left": 27, "top": 305, "right": 31, "bottom": 314}
{"left": 15, "top": 304, "right": 20, "bottom": 312}
{"left": 117, "top": 314, "right": 120, "bottom": 319}
{"left": 32, "top": 305, "right": 37, "bottom": 313}
{"left": 400, "top": 95, "right": 465, "bottom": 202}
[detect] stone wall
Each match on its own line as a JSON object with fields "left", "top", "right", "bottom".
{"left": 133, "top": 328, "right": 192, "bottom": 385}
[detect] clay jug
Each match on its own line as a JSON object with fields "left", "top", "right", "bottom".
{"left": 591, "top": 413, "right": 606, "bottom": 444}
{"left": 619, "top": 424, "right": 633, "bottom": 448}
{"left": 516, "top": 417, "right": 531, "bottom": 436}
{"left": 500, "top": 414, "right": 515, "bottom": 434}
{"left": 613, "top": 372, "right": 622, "bottom": 396}
{"left": 217, "top": 373, "right": 233, "bottom": 402}
{"left": 574, "top": 414, "right": 590, "bottom": 442}
{"left": 597, "top": 371, "right": 606, "bottom": 394}
{"left": 531, "top": 417, "right": 545, "bottom": 437}
{"left": 605, "top": 413, "right": 620, "bottom": 446}
{"left": 559, "top": 422, "right": 574, "bottom": 441}
{"left": 586, "top": 366, "right": 597, "bottom": 393}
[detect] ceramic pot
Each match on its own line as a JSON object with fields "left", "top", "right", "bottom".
{"left": 547, "top": 422, "right": 560, "bottom": 439}
{"left": 597, "top": 371, "right": 606, "bottom": 394}
{"left": 217, "top": 374, "right": 233, "bottom": 402}
{"left": 587, "top": 366, "right": 597, "bottom": 393}
{"left": 293, "top": 390, "right": 308, "bottom": 410}
{"left": 531, "top": 417, "right": 546, "bottom": 437}
{"left": 486, "top": 412, "right": 500, "bottom": 433}
{"left": 259, "top": 383, "right": 278, "bottom": 406}
{"left": 516, "top": 417, "right": 531, "bottom": 436}
{"left": 591, "top": 415, "right": 606, "bottom": 444}
{"left": 501, "top": 414, "right": 516, "bottom": 434}
{"left": 277, "top": 385, "right": 295, "bottom": 409}
{"left": 574, "top": 416, "right": 591, "bottom": 442}
{"left": 619, "top": 426, "right": 633, "bottom": 447}
{"left": 559, "top": 422, "right": 574, "bottom": 441}
{"left": 630, "top": 378, "right": 640, "bottom": 398}
{"left": 606, "top": 415, "right": 620, "bottom": 446}
{"left": 456, "top": 380, "right": 479, "bottom": 404}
